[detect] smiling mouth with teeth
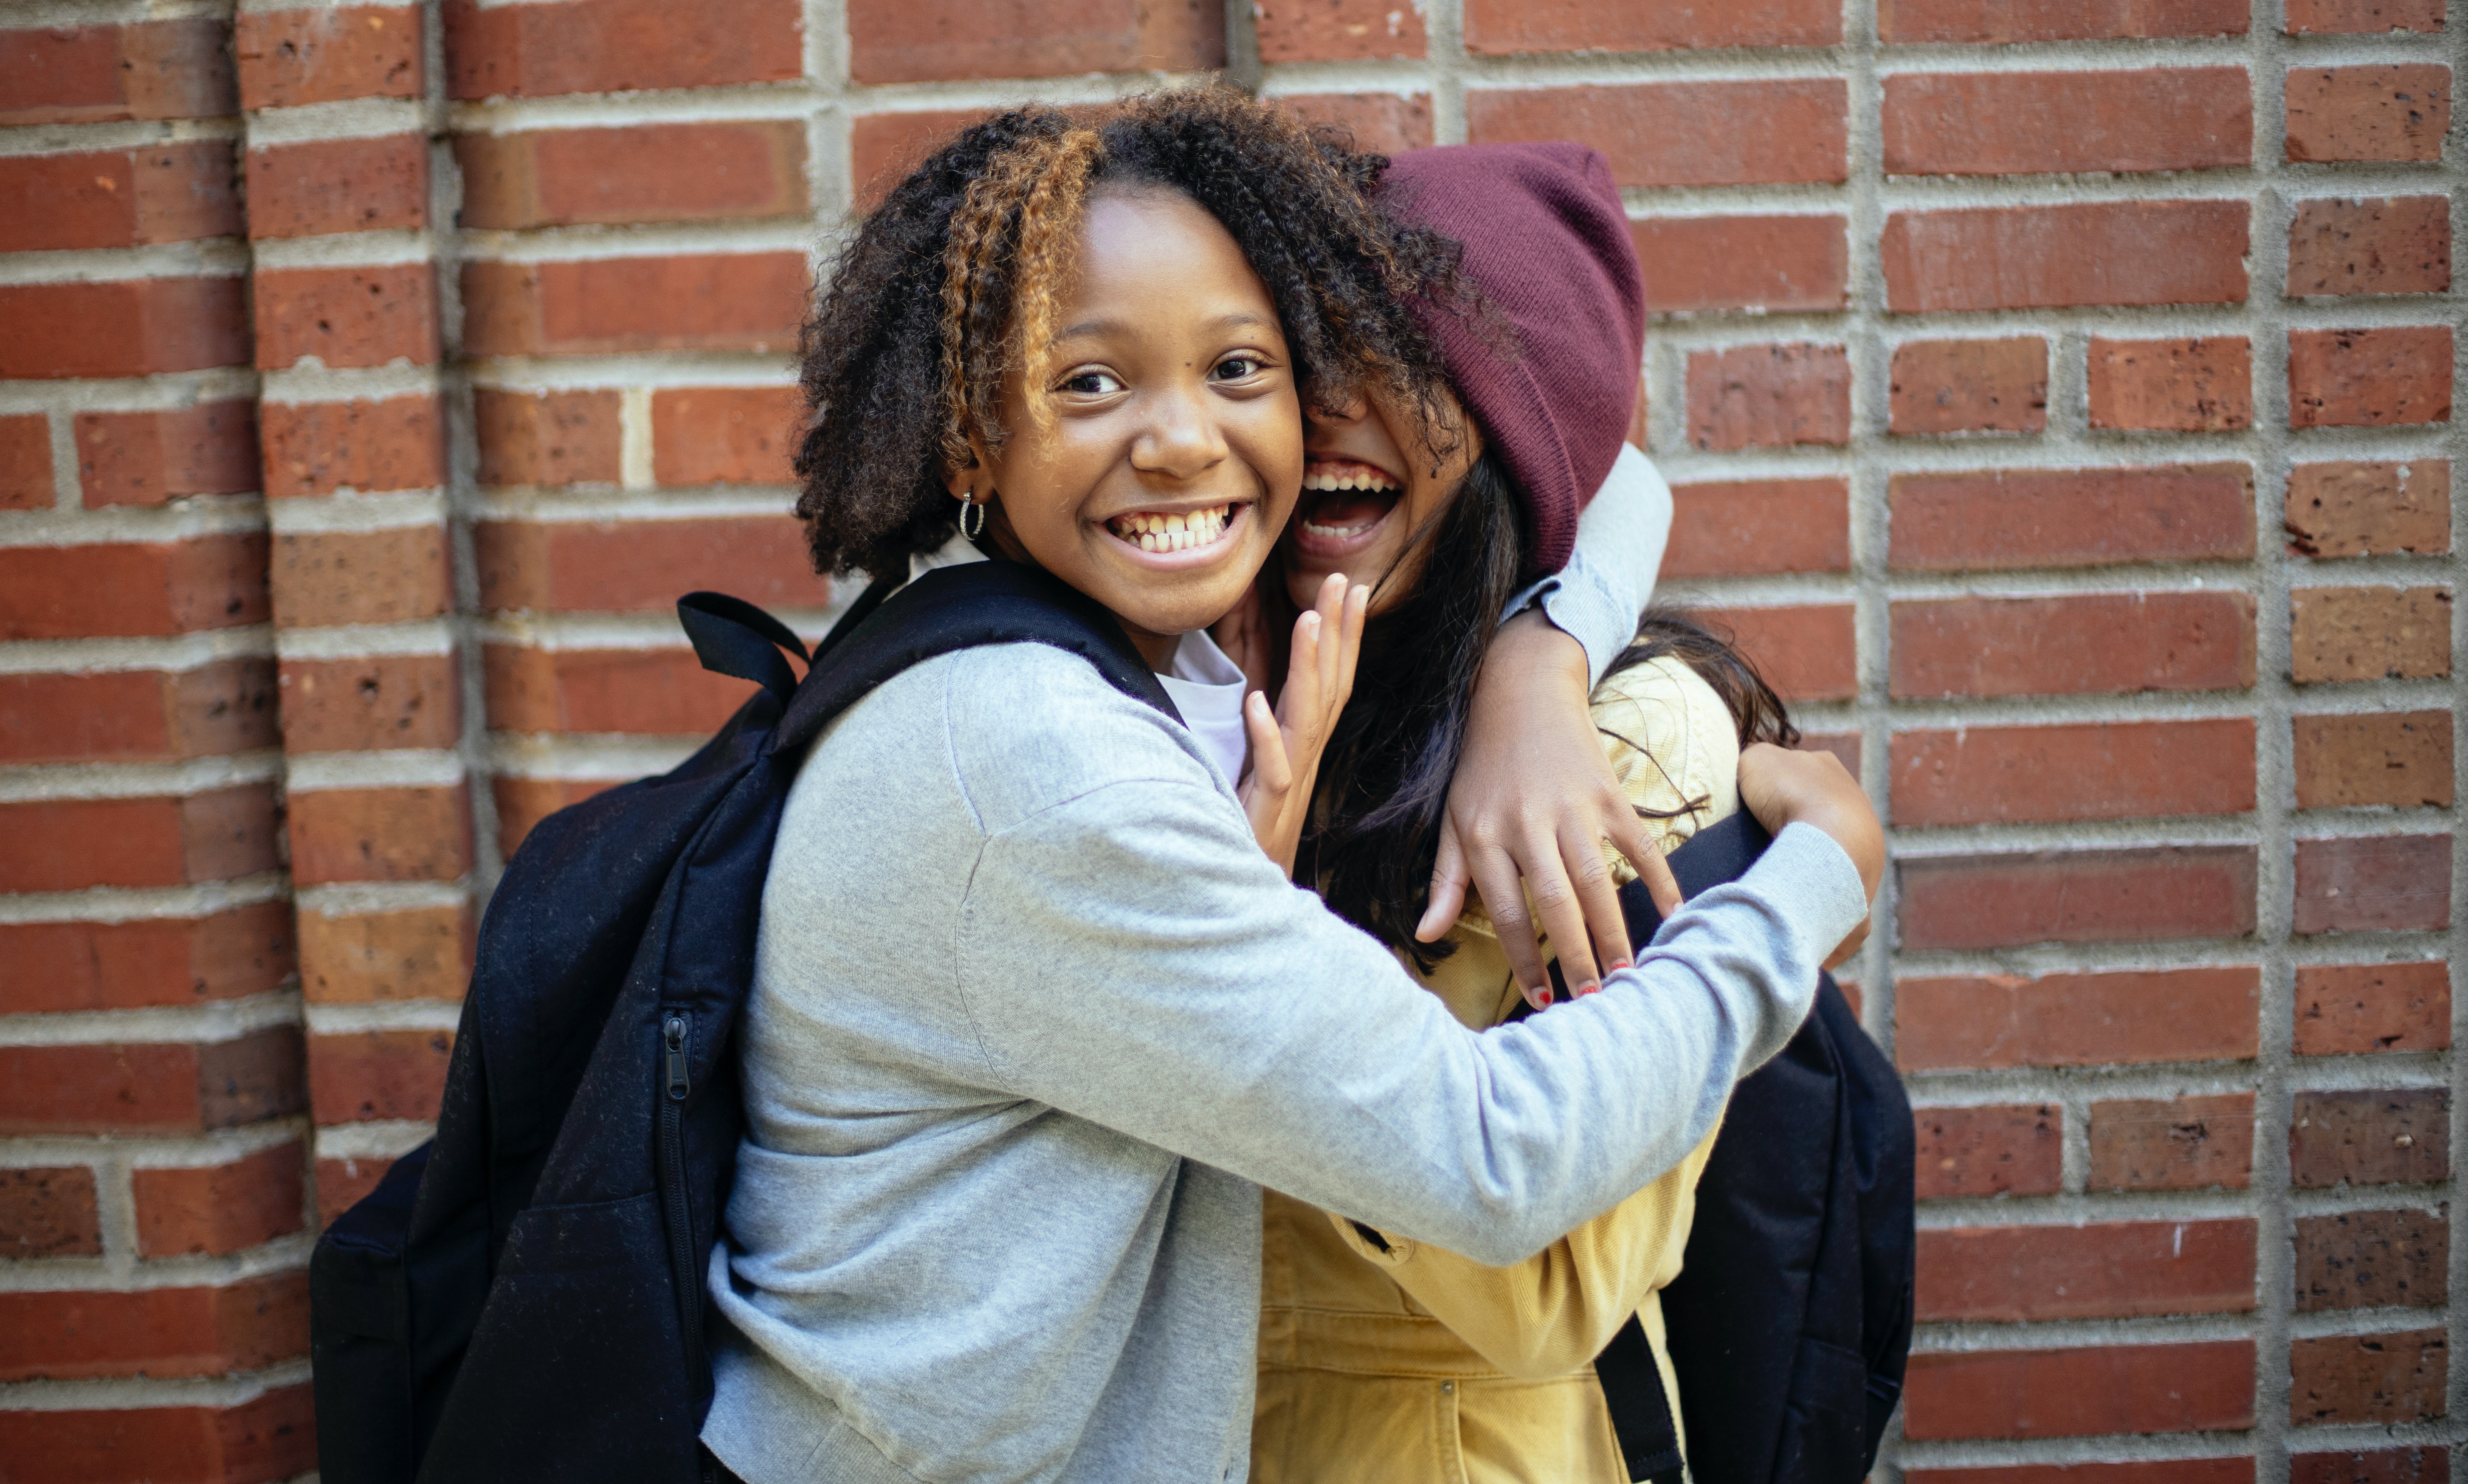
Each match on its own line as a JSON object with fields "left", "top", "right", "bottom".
{"left": 1297, "top": 460, "right": 1403, "bottom": 540}
{"left": 1106, "top": 504, "right": 1236, "bottom": 554}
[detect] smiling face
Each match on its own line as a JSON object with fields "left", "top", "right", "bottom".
{"left": 952, "top": 185, "right": 1302, "bottom": 669}
{"left": 1280, "top": 385, "right": 1482, "bottom": 618}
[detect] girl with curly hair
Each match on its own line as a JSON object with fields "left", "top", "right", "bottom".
{"left": 707, "top": 90, "right": 1878, "bottom": 1484}
{"left": 1242, "top": 142, "right": 1840, "bottom": 1484}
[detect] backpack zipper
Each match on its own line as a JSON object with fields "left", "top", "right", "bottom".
{"left": 659, "top": 1012, "right": 709, "bottom": 1399}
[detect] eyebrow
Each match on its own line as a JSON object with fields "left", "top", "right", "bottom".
{"left": 1054, "top": 310, "right": 1275, "bottom": 341}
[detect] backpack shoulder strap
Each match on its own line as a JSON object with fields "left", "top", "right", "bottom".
{"left": 774, "top": 559, "right": 1181, "bottom": 755}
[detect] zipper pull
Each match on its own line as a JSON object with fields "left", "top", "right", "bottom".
{"left": 663, "top": 1014, "right": 690, "bottom": 1101}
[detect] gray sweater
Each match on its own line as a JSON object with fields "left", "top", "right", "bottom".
{"left": 702, "top": 642, "right": 1869, "bottom": 1484}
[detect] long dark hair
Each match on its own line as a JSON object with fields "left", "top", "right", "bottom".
{"left": 1299, "top": 448, "right": 1527, "bottom": 969}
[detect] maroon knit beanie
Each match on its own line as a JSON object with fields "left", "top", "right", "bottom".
{"left": 1375, "top": 142, "right": 1645, "bottom": 577}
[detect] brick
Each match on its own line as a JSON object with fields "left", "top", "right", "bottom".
{"left": 0, "top": 142, "right": 242, "bottom": 252}
{"left": 2293, "top": 1089, "right": 2451, "bottom": 1187}
{"left": 2296, "top": 1208, "right": 2448, "bottom": 1311}
{"left": 1888, "top": 337, "right": 2047, "bottom": 435}
{"left": 252, "top": 263, "right": 438, "bottom": 371}
{"left": 2285, "top": 0, "right": 2446, "bottom": 30}
{"left": 445, "top": 0, "right": 801, "bottom": 98}
{"left": 2285, "top": 460, "right": 2450, "bottom": 557}
{"left": 270, "top": 526, "right": 452, "bottom": 629}
{"left": 0, "top": 1383, "right": 316, "bottom": 1484}
{"left": 308, "top": 1027, "right": 454, "bottom": 1123}
{"left": 1, "top": 535, "right": 270, "bottom": 639}
{"left": 2294, "top": 711, "right": 2453, "bottom": 810}
{"left": 1468, "top": 81, "right": 1845, "bottom": 188}
{"left": 849, "top": 108, "right": 994, "bottom": 209}
{"left": 474, "top": 515, "right": 824, "bottom": 613}
{"left": 1913, "top": 1104, "right": 2062, "bottom": 1200}
{"left": 0, "top": 1274, "right": 308, "bottom": 1382}
{"left": 2291, "top": 586, "right": 2452, "bottom": 682}
{"left": 1884, "top": 68, "right": 2251, "bottom": 177}
{"left": 467, "top": 401, "right": 610, "bottom": 507}
{"left": 1879, "top": 0, "right": 2250, "bottom": 41}
{"left": 0, "top": 1027, "right": 306, "bottom": 1135}
{"left": 1465, "top": 0, "right": 1841, "bottom": 51}
{"left": 0, "top": 278, "right": 250, "bottom": 380}
{"left": 0, "top": 20, "right": 237, "bottom": 126}
{"left": 0, "top": 660, "right": 279, "bottom": 766}
{"left": 259, "top": 394, "right": 445, "bottom": 497}
{"left": 850, "top": 0, "right": 1218, "bottom": 83}
{"left": 1892, "top": 465, "right": 2253, "bottom": 572}
{"left": 456, "top": 120, "right": 806, "bottom": 229}
{"left": 2290, "top": 1452, "right": 2448, "bottom": 1484}
{"left": 235, "top": 6, "right": 421, "bottom": 108}
{"left": 287, "top": 783, "right": 474, "bottom": 885}
{"left": 1662, "top": 479, "right": 1848, "bottom": 578}
{"left": 2092, "top": 1093, "right": 2256, "bottom": 1191}
{"left": 278, "top": 652, "right": 462, "bottom": 752}
{"left": 2291, "top": 1330, "right": 2446, "bottom": 1424}
{"left": 1882, "top": 201, "right": 2249, "bottom": 313}
{"left": 2293, "top": 835, "right": 2452, "bottom": 935}
{"left": 2090, "top": 337, "right": 2254, "bottom": 432}
{"left": 1686, "top": 344, "right": 1849, "bottom": 451}
{"left": 1902, "top": 1341, "right": 2255, "bottom": 1440}
{"left": 245, "top": 133, "right": 426, "bottom": 239}
{"left": 2296, "top": 963, "right": 2451, "bottom": 1056}
{"left": 0, "top": 786, "right": 281, "bottom": 893}
{"left": 462, "top": 253, "right": 806, "bottom": 358}
{"left": 1892, "top": 592, "right": 2256, "bottom": 698}
{"left": 1900, "top": 847, "right": 2260, "bottom": 951}
{"left": 2287, "top": 66, "right": 2451, "bottom": 163}
{"left": 317, "top": 1155, "right": 394, "bottom": 1228}
{"left": 0, "top": 903, "right": 296, "bottom": 1014}
{"left": 1912, "top": 1465, "right": 2255, "bottom": 1484}
{"left": 1692, "top": 605, "right": 1856, "bottom": 702}
{"left": 1893, "top": 719, "right": 2254, "bottom": 827}
{"left": 1899, "top": 968, "right": 2260, "bottom": 1071}
{"left": 1631, "top": 216, "right": 1847, "bottom": 314}
{"left": 1255, "top": 0, "right": 1425, "bottom": 61}
{"left": 2288, "top": 327, "right": 2453, "bottom": 428}
{"left": 0, "top": 414, "right": 48, "bottom": 507}
{"left": 2, "top": 1167, "right": 102, "bottom": 1257}
{"left": 493, "top": 777, "right": 617, "bottom": 856}
{"left": 1918, "top": 1220, "right": 2256, "bottom": 1321}
{"left": 651, "top": 386, "right": 802, "bottom": 486}
{"left": 1270, "top": 93, "right": 1434, "bottom": 157}
{"left": 298, "top": 902, "right": 473, "bottom": 1003}
{"left": 484, "top": 645, "right": 762, "bottom": 735}
{"left": 73, "top": 401, "right": 259, "bottom": 506}
{"left": 2288, "top": 197, "right": 2451, "bottom": 298}
{"left": 132, "top": 1143, "right": 304, "bottom": 1257}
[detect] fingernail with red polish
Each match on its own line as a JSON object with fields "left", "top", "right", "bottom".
{"left": 1535, "top": 986, "right": 1553, "bottom": 1008}
{"left": 1578, "top": 981, "right": 1600, "bottom": 997}
{"left": 1609, "top": 959, "right": 1631, "bottom": 973}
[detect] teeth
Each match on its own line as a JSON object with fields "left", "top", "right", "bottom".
{"left": 1302, "top": 467, "right": 1401, "bottom": 494}
{"left": 1113, "top": 504, "right": 1232, "bottom": 551}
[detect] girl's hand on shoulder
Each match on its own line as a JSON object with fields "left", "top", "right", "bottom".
{"left": 1425, "top": 611, "right": 1682, "bottom": 1011}
{"left": 1240, "top": 573, "right": 1369, "bottom": 873}
{"left": 1735, "top": 741, "right": 1883, "bottom": 970}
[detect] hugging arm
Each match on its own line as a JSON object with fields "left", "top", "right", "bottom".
{"left": 1424, "top": 445, "right": 1679, "bottom": 1004}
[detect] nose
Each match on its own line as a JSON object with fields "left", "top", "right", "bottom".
{"left": 1129, "top": 382, "right": 1228, "bottom": 482}
{"left": 1306, "top": 390, "right": 1370, "bottom": 442}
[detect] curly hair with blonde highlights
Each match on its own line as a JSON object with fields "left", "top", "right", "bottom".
{"left": 789, "top": 87, "right": 1473, "bottom": 579}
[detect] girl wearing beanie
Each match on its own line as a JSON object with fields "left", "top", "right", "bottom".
{"left": 1245, "top": 143, "right": 1825, "bottom": 1482}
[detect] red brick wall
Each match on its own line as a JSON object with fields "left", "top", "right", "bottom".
{"left": 0, "top": 1, "right": 2459, "bottom": 1480}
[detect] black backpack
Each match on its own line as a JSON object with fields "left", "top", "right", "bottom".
{"left": 307, "top": 560, "right": 1180, "bottom": 1484}
{"left": 1552, "top": 812, "right": 1917, "bottom": 1484}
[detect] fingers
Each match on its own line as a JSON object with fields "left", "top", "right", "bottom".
{"left": 1555, "top": 818, "right": 1630, "bottom": 993}
{"left": 1335, "top": 583, "right": 1369, "bottom": 701}
{"left": 1468, "top": 841, "right": 1552, "bottom": 1009}
{"left": 1416, "top": 822, "right": 1471, "bottom": 943}
{"left": 1603, "top": 803, "right": 1681, "bottom": 925}
{"left": 1242, "top": 690, "right": 1291, "bottom": 801}
{"left": 1528, "top": 823, "right": 1605, "bottom": 1000}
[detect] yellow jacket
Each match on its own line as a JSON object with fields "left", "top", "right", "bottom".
{"left": 1253, "top": 655, "right": 1742, "bottom": 1484}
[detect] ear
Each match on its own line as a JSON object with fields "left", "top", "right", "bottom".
{"left": 943, "top": 433, "right": 998, "bottom": 503}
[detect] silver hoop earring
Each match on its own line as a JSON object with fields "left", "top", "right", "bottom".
{"left": 958, "top": 498, "right": 987, "bottom": 541}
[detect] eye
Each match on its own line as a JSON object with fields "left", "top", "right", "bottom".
{"left": 1059, "top": 369, "right": 1124, "bottom": 396}
{"left": 1212, "top": 355, "right": 1267, "bottom": 382}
